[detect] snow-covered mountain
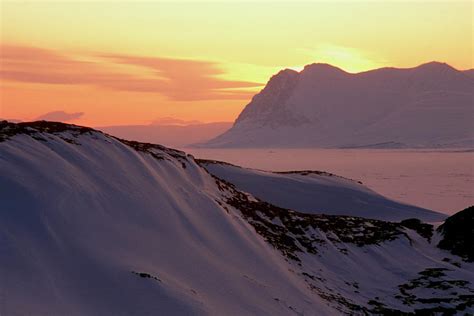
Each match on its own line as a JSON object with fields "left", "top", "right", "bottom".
{"left": 1, "top": 121, "right": 473, "bottom": 315}
{"left": 464, "top": 69, "right": 474, "bottom": 79}
{"left": 203, "top": 62, "right": 474, "bottom": 148}
{"left": 198, "top": 159, "right": 446, "bottom": 222}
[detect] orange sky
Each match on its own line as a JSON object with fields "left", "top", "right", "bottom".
{"left": 1, "top": 1, "right": 472, "bottom": 126}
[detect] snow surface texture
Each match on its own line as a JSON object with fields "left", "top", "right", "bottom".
{"left": 203, "top": 62, "right": 474, "bottom": 148}
{"left": 198, "top": 159, "right": 446, "bottom": 222}
{"left": 0, "top": 121, "right": 473, "bottom": 315}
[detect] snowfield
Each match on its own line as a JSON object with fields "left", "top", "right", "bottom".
{"left": 198, "top": 159, "right": 446, "bottom": 222}
{"left": 0, "top": 121, "right": 472, "bottom": 315}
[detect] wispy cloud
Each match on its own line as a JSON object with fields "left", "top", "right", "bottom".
{"left": 36, "top": 111, "right": 84, "bottom": 122}
{"left": 151, "top": 117, "right": 203, "bottom": 126}
{"left": 0, "top": 44, "right": 261, "bottom": 101}
{"left": 99, "top": 54, "right": 261, "bottom": 100}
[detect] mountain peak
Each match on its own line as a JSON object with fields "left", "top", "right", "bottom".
{"left": 268, "top": 68, "right": 299, "bottom": 83}
{"left": 276, "top": 68, "right": 299, "bottom": 76}
{"left": 300, "top": 63, "right": 347, "bottom": 75}
{"left": 415, "top": 61, "right": 457, "bottom": 72}
{"left": 260, "top": 67, "right": 299, "bottom": 93}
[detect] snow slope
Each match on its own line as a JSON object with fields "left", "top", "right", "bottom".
{"left": 198, "top": 159, "right": 446, "bottom": 222}
{"left": 203, "top": 62, "right": 474, "bottom": 148}
{"left": 0, "top": 121, "right": 472, "bottom": 315}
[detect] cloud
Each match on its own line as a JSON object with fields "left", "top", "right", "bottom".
{"left": 0, "top": 44, "right": 261, "bottom": 101}
{"left": 98, "top": 54, "right": 260, "bottom": 100}
{"left": 36, "top": 111, "right": 84, "bottom": 122}
{"left": 150, "top": 117, "right": 203, "bottom": 126}
{"left": 0, "top": 44, "right": 105, "bottom": 84}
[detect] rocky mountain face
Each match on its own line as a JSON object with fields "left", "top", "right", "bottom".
{"left": 1, "top": 121, "right": 473, "bottom": 315}
{"left": 203, "top": 62, "right": 474, "bottom": 148}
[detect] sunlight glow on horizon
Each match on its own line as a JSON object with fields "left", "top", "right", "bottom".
{"left": 1, "top": 1, "right": 472, "bottom": 126}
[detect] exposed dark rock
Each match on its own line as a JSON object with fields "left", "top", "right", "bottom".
{"left": 0, "top": 120, "right": 94, "bottom": 142}
{"left": 400, "top": 218, "right": 434, "bottom": 241}
{"left": 437, "top": 206, "right": 474, "bottom": 261}
{"left": 116, "top": 138, "right": 187, "bottom": 161}
{"left": 0, "top": 120, "right": 189, "bottom": 166}
{"left": 197, "top": 159, "right": 362, "bottom": 184}
{"left": 132, "top": 271, "right": 162, "bottom": 282}
{"left": 211, "top": 173, "right": 405, "bottom": 263}
{"left": 275, "top": 170, "right": 363, "bottom": 184}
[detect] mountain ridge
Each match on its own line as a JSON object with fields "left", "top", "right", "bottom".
{"left": 201, "top": 62, "right": 474, "bottom": 148}
{"left": 97, "top": 121, "right": 232, "bottom": 148}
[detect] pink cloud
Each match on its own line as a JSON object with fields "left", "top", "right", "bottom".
{"left": 0, "top": 44, "right": 261, "bottom": 101}
{"left": 36, "top": 111, "right": 84, "bottom": 122}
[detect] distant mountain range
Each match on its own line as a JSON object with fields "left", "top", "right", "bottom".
{"left": 98, "top": 121, "right": 232, "bottom": 148}
{"left": 1, "top": 121, "right": 473, "bottom": 314}
{"left": 202, "top": 62, "right": 474, "bottom": 148}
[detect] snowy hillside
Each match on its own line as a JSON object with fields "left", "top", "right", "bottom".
{"left": 198, "top": 159, "right": 446, "bottom": 222}
{"left": 202, "top": 62, "right": 474, "bottom": 148}
{"left": 1, "top": 121, "right": 473, "bottom": 315}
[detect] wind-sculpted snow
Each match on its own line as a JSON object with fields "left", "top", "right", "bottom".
{"left": 199, "top": 159, "right": 446, "bottom": 222}
{"left": 1, "top": 121, "right": 330, "bottom": 315}
{"left": 0, "top": 121, "right": 472, "bottom": 315}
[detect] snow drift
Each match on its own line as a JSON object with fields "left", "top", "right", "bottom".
{"left": 0, "top": 121, "right": 473, "bottom": 315}
{"left": 198, "top": 159, "right": 446, "bottom": 222}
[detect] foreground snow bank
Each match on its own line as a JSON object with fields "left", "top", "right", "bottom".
{"left": 0, "top": 121, "right": 472, "bottom": 315}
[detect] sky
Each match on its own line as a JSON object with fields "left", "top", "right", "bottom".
{"left": 1, "top": 0, "right": 472, "bottom": 126}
